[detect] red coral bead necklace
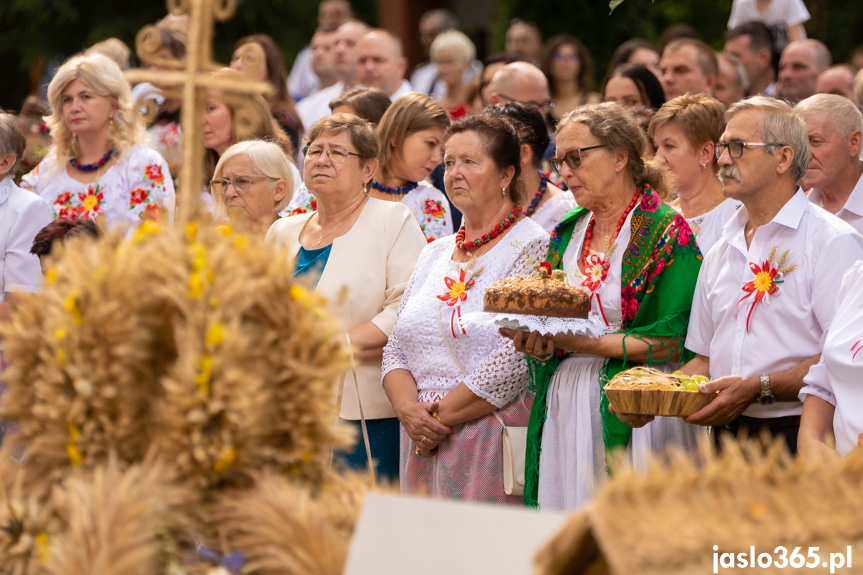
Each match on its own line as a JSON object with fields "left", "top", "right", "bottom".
{"left": 581, "top": 187, "right": 641, "bottom": 265}
{"left": 456, "top": 204, "right": 523, "bottom": 251}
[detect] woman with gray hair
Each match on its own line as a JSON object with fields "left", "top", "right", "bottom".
{"left": 21, "top": 52, "right": 175, "bottom": 228}
{"left": 503, "top": 102, "right": 703, "bottom": 511}
{"left": 266, "top": 113, "right": 426, "bottom": 481}
{"left": 0, "top": 112, "right": 53, "bottom": 320}
{"left": 210, "top": 140, "right": 294, "bottom": 236}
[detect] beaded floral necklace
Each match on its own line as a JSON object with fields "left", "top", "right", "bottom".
{"left": 525, "top": 172, "right": 550, "bottom": 217}
{"left": 581, "top": 187, "right": 642, "bottom": 265}
{"left": 371, "top": 180, "right": 419, "bottom": 195}
{"left": 455, "top": 205, "right": 523, "bottom": 251}
{"left": 578, "top": 187, "right": 642, "bottom": 327}
{"left": 69, "top": 148, "right": 114, "bottom": 172}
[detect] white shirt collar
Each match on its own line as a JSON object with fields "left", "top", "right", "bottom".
{"left": 809, "top": 164, "right": 863, "bottom": 218}
{"left": 723, "top": 187, "right": 808, "bottom": 245}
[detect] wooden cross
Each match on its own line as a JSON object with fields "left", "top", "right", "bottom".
{"left": 124, "top": 0, "right": 271, "bottom": 223}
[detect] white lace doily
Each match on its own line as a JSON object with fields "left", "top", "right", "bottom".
{"left": 461, "top": 311, "right": 609, "bottom": 338}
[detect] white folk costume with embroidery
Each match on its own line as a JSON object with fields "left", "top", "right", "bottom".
{"left": 800, "top": 261, "right": 863, "bottom": 455}
{"left": 530, "top": 192, "right": 579, "bottom": 233}
{"left": 682, "top": 198, "right": 741, "bottom": 256}
{"left": 538, "top": 211, "right": 702, "bottom": 512}
{"left": 22, "top": 143, "right": 175, "bottom": 229}
{"left": 382, "top": 216, "right": 548, "bottom": 504}
{"left": 687, "top": 189, "right": 863, "bottom": 419}
{"left": 282, "top": 180, "right": 451, "bottom": 242}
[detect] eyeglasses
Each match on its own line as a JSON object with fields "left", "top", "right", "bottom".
{"left": 550, "top": 145, "right": 605, "bottom": 174}
{"left": 303, "top": 145, "right": 362, "bottom": 164}
{"left": 495, "top": 93, "right": 555, "bottom": 112}
{"left": 714, "top": 141, "right": 786, "bottom": 160}
{"left": 210, "top": 174, "right": 275, "bottom": 195}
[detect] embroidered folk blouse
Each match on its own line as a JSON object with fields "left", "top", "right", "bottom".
{"left": 382, "top": 217, "right": 548, "bottom": 408}
{"left": 21, "top": 143, "right": 175, "bottom": 229}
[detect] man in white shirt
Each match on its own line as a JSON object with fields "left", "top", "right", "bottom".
{"left": 679, "top": 97, "right": 863, "bottom": 453}
{"left": 778, "top": 40, "right": 831, "bottom": 103}
{"left": 659, "top": 39, "right": 718, "bottom": 100}
{"left": 355, "top": 29, "right": 413, "bottom": 102}
{"left": 297, "top": 20, "right": 369, "bottom": 130}
{"left": 487, "top": 62, "right": 553, "bottom": 117}
{"left": 796, "top": 94, "right": 863, "bottom": 234}
{"left": 725, "top": 22, "right": 778, "bottom": 98}
{"left": 815, "top": 65, "right": 857, "bottom": 102}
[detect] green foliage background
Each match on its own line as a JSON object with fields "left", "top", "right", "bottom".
{"left": 0, "top": 0, "right": 860, "bottom": 112}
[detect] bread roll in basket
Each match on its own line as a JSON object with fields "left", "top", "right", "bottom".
{"left": 604, "top": 367, "right": 716, "bottom": 418}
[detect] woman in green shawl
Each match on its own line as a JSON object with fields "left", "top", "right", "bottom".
{"left": 502, "top": 102, "right": 703, "bottom": 510}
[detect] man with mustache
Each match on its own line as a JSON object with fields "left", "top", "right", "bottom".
{"left": 664, "top": 97, "right": 863, "bottom": 453}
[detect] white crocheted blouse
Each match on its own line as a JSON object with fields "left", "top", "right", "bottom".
{"left": 382, "top": 216, "right": 549, "bottom": 408}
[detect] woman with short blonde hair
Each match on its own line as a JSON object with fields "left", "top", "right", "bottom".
{"left": 22, "top": 52, "right": 175, "bottom": 228}
{"left": 649, "top": 93, "right": 740, "bottom": 253}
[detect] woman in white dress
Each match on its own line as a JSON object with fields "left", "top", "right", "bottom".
{"left": 383, "top": 114, "right": 548, "bottom": 504}
{"left": 649, "top": 94, "right": 741, "bottom": 255}
{"left": 371, "top": 92, "right": 453, "bottom": 242}
{"left": 21, "top": 53, "right": 175, "bottom": 229}
{"left": 504, "top": 103, "right": 704, "bottom": 511}
{"left": 485, "top": 102, "right": 578, "bottom": 232}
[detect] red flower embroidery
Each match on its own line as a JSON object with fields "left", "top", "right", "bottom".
{"left": 621, "top": 285, "right": 640, "bottom": 324}
{"left": 54, "top": 191, "right": 72, "bottom": 206}
{"left": 640, "top": 192, "right": 659, "bottom": 212}
{"left": 672, "top": 213, "right": 693, "bottom": 246}
{"left": 57, "top": 205, "right": 77, "bottom": 220}
{"left": 145, "top": 164, "right": 164, "bottom": 185}
{"left": 647, "top": 257, "right": 666, "bottom": 284}
{"left": 426, "top": 235, "right": 436, "bottom": 243}
{"left": 310, "top": 197, "right": 317, "bottom": 211}
{"left": 130, "top": 188, "right": 149, "bottom": 207}
{"left": 288, "top": 206, "right": 308, "bottom": 216}
{"left": 75, "top": 186, "right": 104, "bottom": 218}
{"left": 141, "top": 203, "right": 163, "bottom": 221}
{"left": 537, "top": 261, "right": 553, "bottom": 275}
{"left": 437, "top": 267, "right": 478, "bottom": 306}
{"left": 580, "top": 253, "right": 609, "bottom": 292}
{"left": 423, "top": 199, "right": 445, "bottom": 221}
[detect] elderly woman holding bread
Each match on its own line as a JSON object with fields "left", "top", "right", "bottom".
{"left": 382, "top": 114, "right": 548, "bottom": 504}
{"left": 502, "top": 102, "right": 703, "bottom": 511}
{"left": 266, "top": 113, "right": 426, "bottom": 481}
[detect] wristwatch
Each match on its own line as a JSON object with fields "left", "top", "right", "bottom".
{"left": 757, "top": 373, "right": 775, "bottom": 405}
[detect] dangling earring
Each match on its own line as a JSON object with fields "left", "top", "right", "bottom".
{"left": 501, "top": 187, "right": 506, "bottom": 196}
{"left": 700, "top": 162, "right": 706, "bottom": 169}
{"left": 109, "top": 117, "right": 115, "bottom": 133}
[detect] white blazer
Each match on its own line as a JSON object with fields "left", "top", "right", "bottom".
{"left": 266, "top": 197, "right": 427, "bottom": 419}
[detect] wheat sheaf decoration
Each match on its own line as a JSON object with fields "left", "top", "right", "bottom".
{"left": 0, "top": 222, "right": 353, "bottom": 489}
{"left": 534, "top": 439, "right": 863, "bottom": 575}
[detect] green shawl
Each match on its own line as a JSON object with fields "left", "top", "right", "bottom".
{"left": 524, "top": 184, "right": 702, "bottom": 507}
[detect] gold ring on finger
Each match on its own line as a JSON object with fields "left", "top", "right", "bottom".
{"left": 415, "top": 446, "right": 421, "bottom": 455}
{"left": 421, "top": 435, "right": 428, "bottom": 444}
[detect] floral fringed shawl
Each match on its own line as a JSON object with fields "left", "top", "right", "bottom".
{"left": 524, "top": 184, "right": 703, "bottom": 507}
